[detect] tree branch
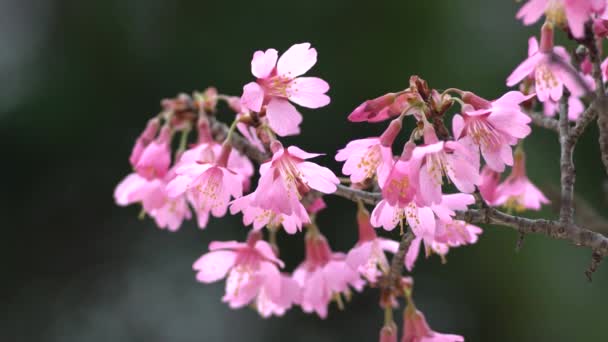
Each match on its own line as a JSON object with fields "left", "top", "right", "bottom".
{"left": 527, "top": 110, "right": 559, "bottom": 132}
{"left": 559, "top": 95, "right": 575, "bottom": 224}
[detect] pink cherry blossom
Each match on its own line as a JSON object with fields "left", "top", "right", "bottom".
{"left": 239, "top": 141, "right": 339, "bottom": 226}
{"left": 381, "top": 147, "right": 421, "bottom": 207}
{"left": 114, "top": 171, "right": 191, "bottom": 231}
{"left": 166, "top": 143, "right": 250, "bottom": 228}
{"left": 401, "top": 306, "right": 464, "bottom": 342}
{"left": 478, "top": 166, "right": 501, "bottom": 205}
{"left": 193, "top": 231, "right": 286, "bottom": 310}
{"left": 230, "top": 193, "right": 309, "bottom": 234}
{"left": 507, "top": 27, "right": 584, "bottom": 102}
{"left": 380, "top": 322, "right": 399, "bottom": 342}
{"left": 129, "top": 118, "right": 160, "bottom": 168}
{"left": 254, "top": 273, "right": 301, "bottom": 318}
{"left": 336, "top": 137, "right": 394, "bottom": 184}
{"left": 543, "top": 95, "right": 585, "bottom": 120}
{"left": 414, "top": 126, "right": 480, "bottom": 205}
{"left": 346, "top": 207, "right": 399, "bottom": 282}
{"left": 134, "top": 125, "right": 172, "bottom": 180}
{"left": 348, "top": 91, "right": 416, "bottom": 123}
{"left": 454, "top": 91, "right": 533, "bottom": 172}
{"left": 241, "top": 43, "right": 330, "bottom": 136}
{"left": 293, "top": 232, "right": 363, "bottom": 318}
{"left": 516, "top": 0, "right": 604, "bottom": 38}
{"left": 494, "top": 151, "right": 550, "bottom": 211}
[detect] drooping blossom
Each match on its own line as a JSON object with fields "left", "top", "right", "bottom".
{"left": 346, "top": 206, "right": 399, "bottom": 282}
{"left": 543, "top": 95, "right": 585, "bottom": 120}
{"left": 192, "top": 231, "right": 288, "bottom": 310}
{"left": 380, "top": 322, "right": 399, "bottom": 342}
{"left": 414, "top": 125, "right": 480, "bottom": 205}
{"left": 516, "top": 0, "right": 605, "bottom": 38}
{"left": 454, "top": 91, "right": 533, "bottom": 172}
{"left": 401, "top": 305, "right": 464, "bottom": 342}
{"left": 405, "top": 219, "right": 482, "bottom": 271}
{"left": 166, "top": 143, "right": 252, "bottom": 228}
{"left": 336, "top": 118, "right": 402, "bottom": 184}
{"left": 293, "top": 231, "right": 364, "bottom": 318}
{"left": 230, "top": 193, "right": 308, "bottom": 234}
{"left": 507, "top": 26, "right": 584, "bottom": 102}
{"left": 254, "top": 273, "right": 301, "bottom": 318}
{"left": 134, "top": 125, "right": 172, "bottom": 180}
{"left": 493, "top": 150, "right": 550, "bottom": 211}
{"left": 478, "top": 166, "right": 501, "bottom": 205}
{"left": 241, "top": 43, "right": 330, "bottom": 136}
{"left": 129, "top": 118, "right": 160, "bottom": 168}
{"left": 381, "top": 141, "right": 421, "bottom": 207}
{"left": 114, "top": 170, "right": 191, "bottom": 231}
{"left": 232, "top": 141, "right": 339, "bottom": 232}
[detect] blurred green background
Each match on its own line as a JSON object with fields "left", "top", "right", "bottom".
{"left": 1, "top": 0, "right": 606, "bottom": 341}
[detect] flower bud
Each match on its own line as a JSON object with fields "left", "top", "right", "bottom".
{"left": 380, "top": 118, "right": 403, "bottom": 147}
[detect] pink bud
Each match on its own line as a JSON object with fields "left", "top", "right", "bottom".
{"left": 356, "top": 207, "right": 377, "bottom": 243}
{"left": 380, "top": 118, "right": 403, "bottom": 147}
{"left": 379, "top": 322, "right": 398, "bottom": 342}
{"left": 593, "top": 19, "right": 608, "bottom": 37}
{"left": 129, "top": 118, "right": 160, "bottom": 167}
{"left": 462, "top": 91, "right": 491, "bottom": 110}
{"left": 539, "top": 22, "right": 554, "bottom": 54}
{"left": 197, "top": 116, "right": 213, "bottom": 144}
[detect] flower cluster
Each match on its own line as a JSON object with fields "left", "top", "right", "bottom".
{"left": 113, "top": 0, "right": 608, "bottom": 335}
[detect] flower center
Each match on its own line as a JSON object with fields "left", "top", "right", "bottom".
{"left": 263, "top": 75, "right": 292, "bottom": 98}
{"left": 468, "top": 117, "right": 502, "bottom": 151}
{"left": 357, "top": 144, "right": 382, "bottom": 179}
{"left": 277, "top": 158, "right": 309, "bottom": 199}
{"left": 535, "top": 63, "right": 559, "bottom": 94}
{"left": 546, "top": 0, "right": 566, "bottom": 27}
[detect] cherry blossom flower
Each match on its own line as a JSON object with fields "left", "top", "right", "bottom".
{"left": 241, "top": 43, "right": 330, "bottom": 136}
{"left": 346, "top": 206, "right": 399, "bottom": 282}
{"left": 193, "top": 231, "right": 286, "bottom": 310}
{"left": 348, "top": 91, "right": 417, "bottom": 123}
{"left": 381, "top": 142, "right": 421, "bottom": 207}
{"left": 293, "top": 232, "right": 364, "bottom": 318}
{"left": 380, "top": 322, "right": 399, "bottom": 342}
{"left": 166, "top": 143, "right": 250, "bottom": 228}
{"left": 236, "top": 141, "right": 339, "bottom": 227}
{"left": 335, "top": 119, "right": 402, "bottom": 184}
{"left": 114, "top": 170, "right": 191, "bottom": 231}
{"left": 494, "top": 151, "right": 550, "bottom": 211}
{"left": 516, "top": 0, "right": 605, "bottom": 38}
{"left": 230, "top": 193, "right": 309, "bottom": 234}
{"left": 414, "top": 125, "right": 480, "bottom": 205}
{"left": 401, "top": 305, "right": 464, "bottom": 342}
{"left": 406, "top": 220, "right": 483, "bottom": 271}
{"left": 507, "top": 26, "right": 584, "bottom": 102}
{"left": 543, "top": 95, "right": 585, "bottom": 120}
{"left": 454, "top": 91, "right": 533, "bottom": 172}
{"left": 254, "top": 273, "right": 301, "bottom": 318}
{"left": 129, "top": 118, "right": 160, "bottom": 168}
{"left": 134, "top": 125, "right": 172, "bottom": 180}
{"left": 478, "top": 166, "right": 501, "bottom": 205}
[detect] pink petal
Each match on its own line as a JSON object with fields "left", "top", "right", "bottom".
{"left": 507, "top": 53, "right": 543, "bottom": 87}
{"left": 288, "top": 77, "right": 330, "bottom": 108}
{"left": 266, "top": 98, "right": 303, "bottom": 137}
{"left": 277, "top": 43, "right": 317, "bottom": 78}
{"left": 565, "top": 0, "right": 591, "bottom": 38}
{"left": 298, "top": 161, "right": 339, "bottom": 194}
{"left": 528, "top": 36, "right": 539, "bottom": 56}
{"left": 516, "top": 0, "right": 548, "bottom": 25}
{"left": 251, "top": 49, "right": 278, "bottom": 79}
{"left": 192, "top": 250, "right": 236, "bottom": 283}
{"left": 405, "top": 237, "right": 422, "bottom": 271}
{"left": 241, "top": 82, "right": 265, "bottom": 112}
{"left": 287, "top": 145, "right": 324, "bottom": 160}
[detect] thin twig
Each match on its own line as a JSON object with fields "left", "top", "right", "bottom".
{"left": 527, "top": 110, "right": 559, "bottom": 132}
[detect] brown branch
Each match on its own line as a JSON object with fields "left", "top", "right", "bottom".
{"left": 527, "top": 110, "right": 559, "bottom": 132}
{"left": 559, "top": 95, "right": 575, "bottom": 224}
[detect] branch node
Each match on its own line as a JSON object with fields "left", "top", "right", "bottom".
{"left": 585, "top": 251, "right": 603, "bottom": 282}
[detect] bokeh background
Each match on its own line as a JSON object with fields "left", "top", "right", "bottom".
{"left": 2, "top": 0, "right": 606, "bottom": 341}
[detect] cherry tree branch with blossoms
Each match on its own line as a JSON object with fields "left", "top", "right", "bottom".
{"left": 113, "top": 2, "right": 608, "bottom": 341}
